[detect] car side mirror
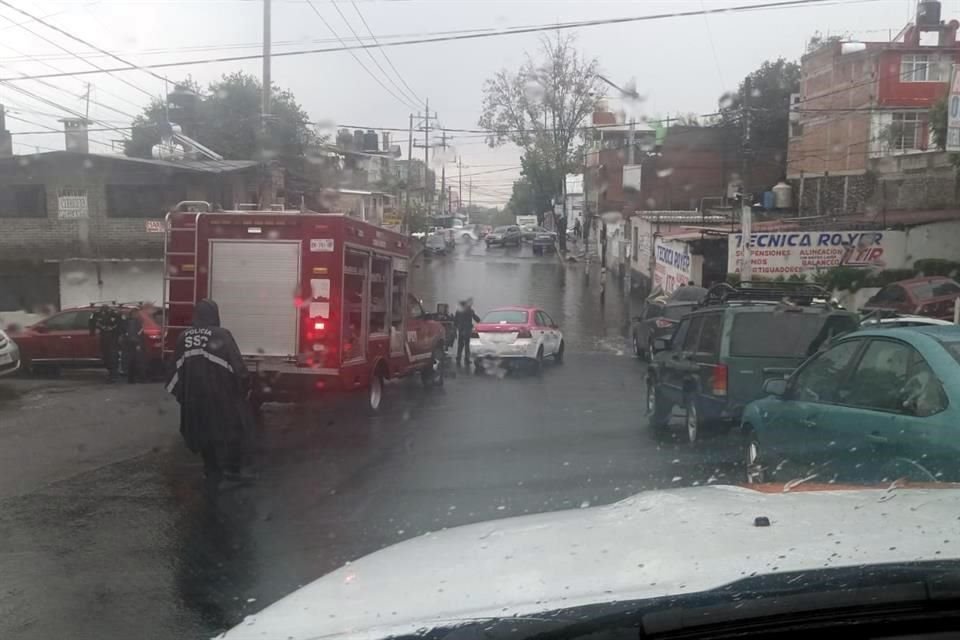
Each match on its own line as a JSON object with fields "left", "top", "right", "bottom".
{"left": 763, "top": 378, "right": 788, "bottom": 397}
{"left": 653, "top": 337, "right": 670, "bottom": 352}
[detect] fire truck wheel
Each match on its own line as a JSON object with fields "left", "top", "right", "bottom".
{"left": 422, "top": 346, "right": 444, "bottom": 387}
{"left": 367, "top": 368, "right": 387, "bottom": 414}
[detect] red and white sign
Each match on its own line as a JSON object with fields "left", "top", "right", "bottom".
{"left": 728, "top": 230, "right": 907, "bottom": 277}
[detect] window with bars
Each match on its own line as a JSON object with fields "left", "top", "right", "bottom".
{"left": 890, "top": 112, "right": 925, "bottom": 151}
{"left": 900, "top": 54, "right": 944, "bottom": 82}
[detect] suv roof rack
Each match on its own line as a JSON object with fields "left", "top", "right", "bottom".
{"left": 700, "top": 281, "right": 833, "bottom": 308}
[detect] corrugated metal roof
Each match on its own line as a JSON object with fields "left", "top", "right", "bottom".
{"left": 3, "top": 151, "right": 257, "bottom": 173}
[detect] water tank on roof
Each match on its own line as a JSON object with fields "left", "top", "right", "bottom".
{"left": 772, "top": 181, "right": 793, "bottom": 209}
{"left": 364, "top": 129, "right": 379, "bottom": 152}
{"left": 918, "top": 0, "right": 941, "bottom": 26}
{"left": 353, "top": 129, "right": 364, "bottom": 150}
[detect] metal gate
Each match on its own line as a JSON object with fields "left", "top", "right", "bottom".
{"left": 209, "top": 240, "right": 301, "bottom": 357}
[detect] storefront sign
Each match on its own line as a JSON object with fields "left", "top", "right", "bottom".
{"left": 57, "top": 189, "right": 87, "bottom": 219}
{"left": 727, "top": 230, "right": 907, "bottom": 277}
{"left": 653, "top": 238, "right": 693, "bottom": 294}
{"left": 948, "top": 65, "right": 960, "bottom": 152}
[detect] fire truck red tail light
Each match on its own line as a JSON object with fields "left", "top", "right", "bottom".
{"left": 314, "top": 321, "right": 326, "bottom": 331}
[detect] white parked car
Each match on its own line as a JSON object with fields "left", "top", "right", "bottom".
{"left": 470, "top": 306, "right": 564, "bottom": 370}
{"left": 0, "top": 328, "right": 21, "bottom": 377}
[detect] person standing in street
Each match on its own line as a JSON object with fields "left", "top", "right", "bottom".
{"left": 165, "top": 299, "right": 256, "bottom": 484}
{"left": 573, "top": 217, "right": 582, "bottom": 240}
{"left": 121, "top": 308, "right": 146, "bottom": 383}
{"left": 453, "top": 298, "right": 481, "bottom": 368}
{"left": 89, "top": 304, "right": 122, "bottom": 382}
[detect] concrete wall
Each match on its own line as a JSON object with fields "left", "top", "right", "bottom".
{"left": 59, "top": 260, "right": 164, "bottom": 308}
{"left": 905, "top": 220, "right": 960, "bottom": 264}
{"left": 0, "top": 153, "right": 258, "bottom": 261}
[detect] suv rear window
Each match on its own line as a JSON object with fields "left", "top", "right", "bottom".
{"left": 729, "top": 312, "right": 835, "bottom": 358}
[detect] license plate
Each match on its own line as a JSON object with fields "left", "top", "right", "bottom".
{"left": 0, "top": 353, "right": 12, "bottom": 365}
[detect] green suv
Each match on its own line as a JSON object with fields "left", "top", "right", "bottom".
{"left": 646, "top": 283, "right": 859, "bottom": 444}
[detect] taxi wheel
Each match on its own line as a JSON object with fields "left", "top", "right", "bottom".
{"left": 647, "top": 381, "right": 670, "bottom": 440}
{"left": 633, "top": 335, "right": 644, "bottom": 359}
{"left": 555, "top": 340, "right": 565, "bottom": 364}
{"left": 533, "top": 346, "right": 544, "bottom": 374}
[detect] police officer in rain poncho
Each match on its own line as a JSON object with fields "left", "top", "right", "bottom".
{"left": 165, "top": 299, "right": 255, "bottom": 482}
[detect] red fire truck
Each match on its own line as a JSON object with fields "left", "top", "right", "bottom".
{"left": 162, "top": 202, "right": 447, "bottom": 411}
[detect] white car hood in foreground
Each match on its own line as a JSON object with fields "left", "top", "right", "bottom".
{"left": 221, "top": 485, "right": 960, "bottom": 640}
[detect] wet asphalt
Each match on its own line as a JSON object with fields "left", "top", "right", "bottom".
{"left": 0, "top": 240, "right": 742, "bottom": 640}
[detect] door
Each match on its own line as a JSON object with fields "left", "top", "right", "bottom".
{"left": 39, "top": 310, "right": 98, "bottom": 363}
{"left": 840, "top": 338, "right": 949, "bottom": 482}
{"left": 540, "top": 311, "right": 560, "bottom": 355}
{"left": 533, "top": 311, "right": 552, "bottom": 354}
{"left": 659, "top": 314, "right": 703, "bottom": 407}
{"left": 406, "top": 294, "right": 431, "bottom": 362}
{"left": 209, "top": 240, "right": 301, "bottom": 357}
{"left": 766, "top": 338, "right": 866, "bottom": 477}
{"left": 690, "top": 312, "right": 723, "bottom": 416}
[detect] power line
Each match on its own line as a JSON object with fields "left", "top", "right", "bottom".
{"left": 0, "top": 0, "right": 882, "bottom": 82}
{"left": 0, "top": 0, "right": 159, "bottom": 99}
{"left": 303, "top": 0, "right": 419, "bottom": 111}
{"left": 350, "top": 0, "right": 423, "bottom": 105}
{"left": 330, "top": 0, "right": 421, "bottom": 107}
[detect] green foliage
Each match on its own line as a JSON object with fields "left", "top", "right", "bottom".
{"left": 479, "top": 33, "right": 601, "bottom": 208}
{"left": 125, "top": 72, "right": 318, "bottom": 160}
{"left": 718, "top": 58, "right": 800, "bottom": 177}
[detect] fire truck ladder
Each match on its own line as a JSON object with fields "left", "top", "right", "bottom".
{"left": 161, "top": 206, "right": 204, "bottom": 361}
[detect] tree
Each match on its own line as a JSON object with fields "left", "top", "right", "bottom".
{"left": 124, "top": 71, "right": 317, "bottom": 160}
{"left": 719, "top": 58, "right": 800, "bottom": 182}
{"left": 479, "top": 33, "right": 601, "bottom": 224}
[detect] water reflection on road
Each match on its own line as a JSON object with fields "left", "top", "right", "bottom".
{"left": 413, "top": 241, "right": 633, "bottom": 354}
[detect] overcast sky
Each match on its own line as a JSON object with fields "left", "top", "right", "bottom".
{"left": 0, "top": 0, "right": 951, "bottom": 205}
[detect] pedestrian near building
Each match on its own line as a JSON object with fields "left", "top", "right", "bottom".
{"left": 165, "top": 299, "right": 256, "bottom": 483}
{"left": 453, "top": 298, "right": 481, "bottom": 368}
{"left": 89, "top": 304, "right": 122, "bottom": 382}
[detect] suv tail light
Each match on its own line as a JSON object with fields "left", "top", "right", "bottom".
{"left": 517, "top": 328, "right": 532, "bottom": 339}
{"left": 654, "top": 318, "right": 676, "bottom": 329}
{"left": 712, "top": 363, "right": 728, "bottom": 396}
{"left": 144, "top": 327, "right": 161, "bottom": 341}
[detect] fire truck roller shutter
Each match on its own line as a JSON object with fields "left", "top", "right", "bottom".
{"left": 209, "top": 240, "right": 301, "bottom": 357}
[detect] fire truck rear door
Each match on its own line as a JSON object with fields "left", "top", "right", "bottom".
{"left": 208, "top": 240, "right": 301, "bottom": 357}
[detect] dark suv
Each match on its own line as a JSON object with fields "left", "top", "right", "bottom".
{"left": 646, "top": 283, "right": 859, "bottom": 444}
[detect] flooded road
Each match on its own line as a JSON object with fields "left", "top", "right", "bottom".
{"left": 0, "top": 241, "right": 741, "bottom": 640}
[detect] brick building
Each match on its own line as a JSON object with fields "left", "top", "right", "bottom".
{"left": 0, "top": 139, "right": 260, "bottom": 316}
{"left": 788, "top": 1, "right": 960, "bottom": 215}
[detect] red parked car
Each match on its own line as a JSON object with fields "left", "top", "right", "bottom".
{"left": 862, "top": 276, "right": 960, "bottom": 320}
{"left": 10, "top": 303, "right": 163, "bottom": 375}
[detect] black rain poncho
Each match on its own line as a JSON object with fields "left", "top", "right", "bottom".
{"left": 165, "top": 299, "right": 254, "bottom": 462}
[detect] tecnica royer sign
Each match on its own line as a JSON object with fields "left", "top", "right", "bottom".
{"left": 727, "top": 230, "right": 907, "bottom": 277}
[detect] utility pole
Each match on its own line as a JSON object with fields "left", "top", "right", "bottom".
{"left": 260, "top": 0, "right": 273, "bottom": 208}
{"left": 405, "top": 113, "right": 413, "bottom": 234}
{"left": 458, "top": 156, "right": 463, "bottom": 216}
{"left": 439, "top": 129, "right": 447, "bottom": 215}
{"left": 468, "top": 177, "right": 472, "bottom": 209}
{"left": 262, "top": 0, "right": 271, "bottom": 120}
{"left": 413, "top": 104, "right": 438, "bottom": 217}
{"left": 739, "top": 76, "right": 753, "bottom": 283}
{"left": 83, "top": 83, "right": 91, "bottom": 120}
